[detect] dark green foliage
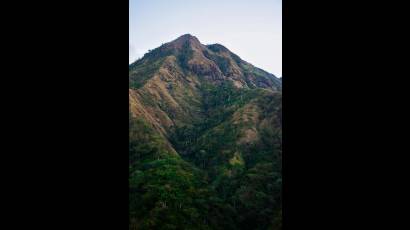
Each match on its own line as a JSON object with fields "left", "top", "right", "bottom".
{"left": 130, "top": 157, "right": 210, "bottom": 230}
{"left": 167, "top": 83, "right": 282, "bottom": 230}
{"left": 207, "top": 44, "right": 229, "bottom": 53}
{"left": 217, "top": 56, "right": 230, "bottom": 74}
{"left": 129, "top": 44, "right": 178, "bottom": 89}
{"left": 177, "top": 41, "right": 193, "bottom": 71}
{"left": 129, "top": 116, "right": 169, "bottom": 169}
{"left": 131, "top": 86, "right": 282, "bottom": 230}
{"left": 144, "top": 46, "right": 174, "bottom": 60}
{"left": 129, "top": 57, "right": 166, "bottom": 89}
{"left": 129, "top": 116, "right": 237, "bottom": 230}
{"left": 170, "top": 82, "right": 252, "bottom": 158}
{"left": 203, "top": 48, "right": 230, "bottom": 75}
{"left": 230, "top": 52, "right": 243, "bottom": 65}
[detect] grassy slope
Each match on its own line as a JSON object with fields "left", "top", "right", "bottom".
{"left": 129, "top": 36, "right": 282, "bottom": 230}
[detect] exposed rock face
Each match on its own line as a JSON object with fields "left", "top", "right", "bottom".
{"left": 129, "top": 34, "right": 281, "bottom": 138}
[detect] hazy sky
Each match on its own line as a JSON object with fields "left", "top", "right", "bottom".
{"left": 129, "top": 0, "right": 282, "bottom": 77}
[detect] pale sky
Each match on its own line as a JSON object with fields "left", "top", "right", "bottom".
{"left": 129, "top": 0, "right": 282, "bottom": 77}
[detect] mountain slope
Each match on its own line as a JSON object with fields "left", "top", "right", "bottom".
{"left": 129, "top": 34, "right": 282, "bottom": 230}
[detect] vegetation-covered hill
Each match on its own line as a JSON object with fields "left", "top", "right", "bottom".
{"left": 129, "top": 34, "right": 282, "bottom": 230}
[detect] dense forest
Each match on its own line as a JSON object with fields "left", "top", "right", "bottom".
{"left": 129, "top": 34, "right": 282, "bottom": 230}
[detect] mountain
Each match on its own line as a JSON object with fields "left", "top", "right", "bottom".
{"left": 129, "top": 34, "right": 282, "bottom": 230}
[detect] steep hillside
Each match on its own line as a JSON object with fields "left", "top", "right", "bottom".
{"left": 129, "top": 34, "right": 282, "bottom": 230}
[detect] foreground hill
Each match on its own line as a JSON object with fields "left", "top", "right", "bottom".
{"left": 129, "top": 34, "right": 282, "bottom": 230}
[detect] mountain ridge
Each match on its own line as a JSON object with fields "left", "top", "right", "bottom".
{"left": 130, "top": 34, "right": 281, "bottom": 90}
{"left": 129, "top": 34, "right": 282, "bottom": 230}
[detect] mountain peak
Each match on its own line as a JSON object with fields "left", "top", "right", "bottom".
{"left": 169, "top": 34, "right": 201, "bottom": 48}
{"left": 176, "top": 33, "right": 198, "bottom": 41}
{"left": 131, "top": 34, "right": 281, "bottom": 91}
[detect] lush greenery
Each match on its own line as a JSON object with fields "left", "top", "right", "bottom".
{"left": 129, "top": 57, "right": 166, "bottom": 89}
{"left": 129, "top": 34, "right": 282, "bottom": 230}
{"left": 170, "top": 83, "right": 282, "bottom": 230}
{"left": 129, "top": 84, "right": 282, "bottom": 230}
{"left": 129, "top": 117, "right": 237, "bottom": 230}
